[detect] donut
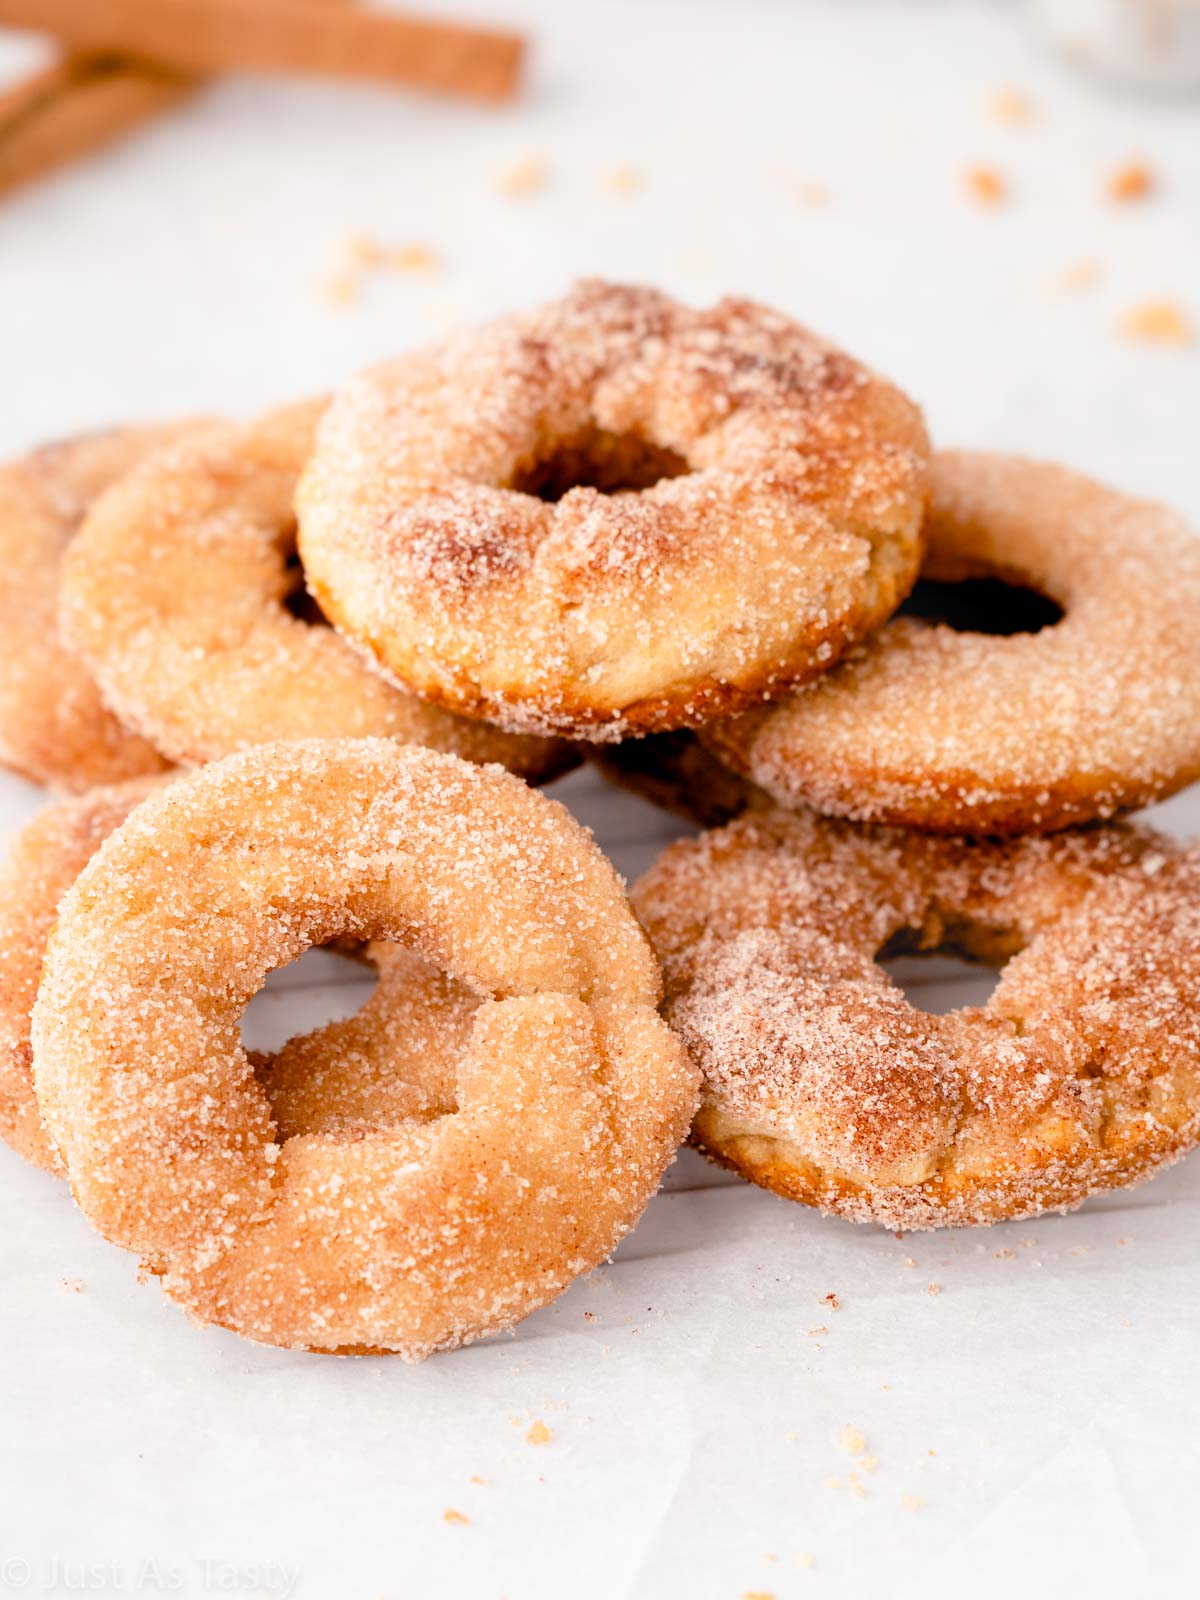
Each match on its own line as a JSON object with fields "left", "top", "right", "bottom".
{"left": 633, "top": 806, "right": 1200, "bottom": 1229}
{"left": 0, "top": 426, "right": 186, "bottom": 791}
{"left": 295, "top": 279, "right": 930, "bottom": 740}
{"left": 32, "top": 739, "right": 697, "bottom": 1356}
{"left": 59, "top": 400, "right": 573, "bottom": 783}
{"left": 705, "top": 452, "right": 1200, "bottom": 835}
{"left": 0, "top": 779, "right": 470, "bottom": 1175}
{"left": 0, "top": 778, "right": 162, "bottom": 1171}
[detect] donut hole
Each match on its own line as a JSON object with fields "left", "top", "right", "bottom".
{"left": 512, "top": 425, "right": 691, "bottom": 503}
{"left": 240, "top": 947, "right": 377, "bottom": 1054}
{"left": 898, "top": 576, "right": 1063, "bottom": 636}
{"left": 878, "top": 922, "right": 1016, "bottom": 1016}
{"left": 879, "top": 949, "right": 1001, "bottom": 1015}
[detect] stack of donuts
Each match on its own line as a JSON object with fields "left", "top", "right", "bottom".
{"left": 2, "top": 279, "right": 1199, "bottom": 1358}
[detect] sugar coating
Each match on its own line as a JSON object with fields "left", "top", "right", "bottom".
{"left": 0, "top": 427, "right": 186, "bottom": 790}
{"left": 31, "top": 739, "right": 698, "bottom": 1357}
{"left": 707, "top": 452, "right": 1200, "bottom": 834}
{"left": 296, "top": 279, "right": 930, "bottom": 740}
{"left": 59, "top": 400, "right": 572, "bottom": 783}
{"left": 0, "top": 778, "right": 163, "bottom": 1171}
{"left": 633, "top": 807, "right": 1200, "bottom": 1229}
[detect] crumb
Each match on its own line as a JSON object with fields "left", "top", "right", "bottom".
{"left": 901, "top": 1494, "right": 924, "bottom": 1512}
{"left": 470, "top": 1475, "right": 488, "bottom": 1486}
{"left": 442, "top": 1508, "right": 469, "bottom": 1526}
{"left": 902, "top": 1256, "right": 917, "bottom": 1268}
{"left": 322, "top": 269, "right": 359, "bottom": 308}
{"left": 860, "top": 1454, "right": 879, "bottom": 1474}
{"left": 1108, "top": 161, "right": 1155, "bottom": 202}
{"left": 965, "top": 166, "right": 1007, "bottom": 204}
{"left": 765, "top": 1553, "right": 778, "bottom": 1563}
{"left": 847, "top": 1472, "right": 866, "bottom": 1497}
{"left": 1117, "top": 1237, "right": 1130, "bottom": 1246}
{"left": 742, "top": 1592, "right": 775, "bottom": 1600}
{"left": 838, "top": 1425, "right": 867, "bottom": 1456}
{"left": 928, "top": 1450, "right": 936, "bottom": 1457}
{"left": 497, "top": 155, "right": 547, "bottom": 197}
{"left": 987, "top": 87, "right": 1035, "bottom": 123}
{"left": 993, "top": 1249, "right": 1014, "bottom": 1260}
{"left": 1045, "top": 260, "right": 1101, "bottom": 297}
{"left": 600, "top": 163, "right": 640, "bottom": 195}
{"left": 927, "top": 1283, "right": 941, "bottom": 1296}
{"left": 583, "top": 1311, "right": 596, "bottom": 1320}
{"left": 821, "top": 1293, "right": 840, "bottom": 1311}
{"left": 525, "top": 1420, "right": 554, "bottom": 1446}
{"left": 807, "top": 1326, "right": 828, "bottom": 1338}
{"left": 797, "top": 1552, "right": 815, "bottom": 1570}
{"left": 823, "top": 1477, "right": 844, "bottom": 1492}
{"left": 773, "top": 169, "right": 829, "bottom": 207}
{"left": 785, "top": 1431, "right": 798, "bottom": 1443}
{"left": 61, "top": 1278, "right": 83, "bottom": 1293}
{"left": 1119, "top": 299, "right": 1193, "bottom": 346}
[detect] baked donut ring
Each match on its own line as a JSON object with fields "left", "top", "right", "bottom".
{"left": 706, "top": 452, "right": 1200, "bottom": 835}
{"left": 59, "top": 400, "right": 572, "bottom": 782}
{"left": 634, "top": 807, "right": 1200, "bottom": 1229}
{"left": 32, "top": 739, "right": 697, "bottom": 1356}
{"left": 295, "top": 280, "right": 929, "bottom": 740}
{"left": 0, "top": 427, "right": 185, "bottom": 790}
{"left": 0, "top": 779, "right": 472, "bottom": 1174}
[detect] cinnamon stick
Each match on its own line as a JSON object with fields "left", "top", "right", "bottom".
{"left": 0, "top": 0, "right": 525, "bottom": 104}
{"left": 0, "top": 53, "right": 194, "bottom": 200}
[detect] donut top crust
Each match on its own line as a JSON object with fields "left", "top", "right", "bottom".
{"left": 706, "top": 452, "right": 1200, "bottom": 834}
{"left": 58, "top": 401, "right": 572, "bottom": 783}
{"left": 32, "top": 740, "right": 695, "bottom": 1355}
{"left": 296, "top": 279, "right": 929, "bottom": 739}
{"left": 634, "top": 808, "right": 1200, "bottom": 1224}
{"left": 0, "top": 428, "right": 182, "bottom": 790}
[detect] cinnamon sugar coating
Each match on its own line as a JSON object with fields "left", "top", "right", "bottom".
{"left": 0, "top": 427, "right": 185, "bottom": 791}
{"left": 296, "top": 280, "right": 929, "bottom": 740}
{"left": 59, "top": 401, "right": 573, "bottom": 783}
{"left": 32, "top": 740, "right": 697, "bottom": 1356}
{"left": 0, "top": 778, "right": 163, "bottom": 1171}
{"left": 706, "top": 452, "right": 1200, "bottom": 834}
{"left": 633, "top": 807, "right": 1200, "bottom": 1228}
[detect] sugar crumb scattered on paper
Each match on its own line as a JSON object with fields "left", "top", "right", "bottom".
{"left": 1119, "top": 300, "right": 1193, "bottom": 346}
{"left": 498, "top": 156, "right": 548, "bottom": 197}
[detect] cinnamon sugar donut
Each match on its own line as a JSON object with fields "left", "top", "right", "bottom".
{"left": 634, "top": 807, "right": 1200, "bottom": 1229}
{"left": 296, "top": 280, "right": 929, "bottom": 740}
{"left": 0, "top": 427, "right": 185, "bottom": 790}
{"left": 32, "top": 739, "right": 696, "bottom": 1356}
{"left": 0, "top": 779, "right": 472, "bottom": 1174}
{"left": 59, "top": 400, "right": 572, "bottom": 783}
{"left": 706, "top": 452, "right": 1200, "bottom": 835}
{"left": 0, "top": 778, "right": 161, "bottom": 1171}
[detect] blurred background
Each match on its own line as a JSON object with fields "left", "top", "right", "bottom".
{"left": 1, "top": 0, "right": 1196, "bottom": 520}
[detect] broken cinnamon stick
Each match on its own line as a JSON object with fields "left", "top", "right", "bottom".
{"left": 0, "top": 53, "right": 194, "bottom": 200}
{"left": 0, "top": 0, "right": 525, "bottom": 104}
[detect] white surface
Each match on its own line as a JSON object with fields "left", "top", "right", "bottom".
{"left": 1, "top": 3, "right": 1199, "bottom": 1597}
